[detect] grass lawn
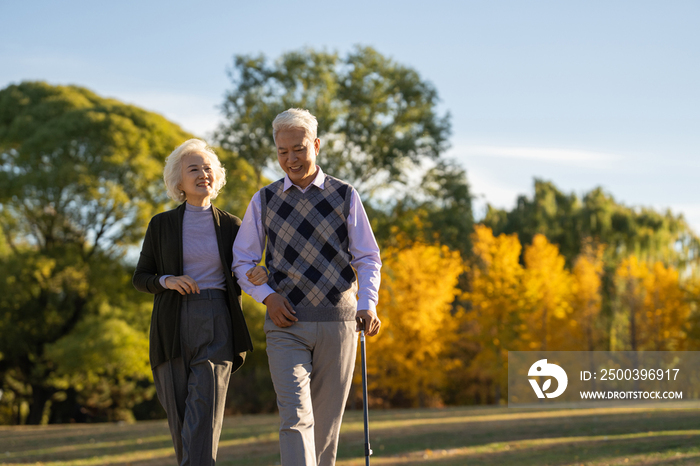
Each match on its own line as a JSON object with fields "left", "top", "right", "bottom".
{"left": 1, "top": 406, "right": 700, "bottom": 465}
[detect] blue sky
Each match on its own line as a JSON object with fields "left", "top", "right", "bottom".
{"left": 2, "top": 0, "right": 699, "bottom": 231}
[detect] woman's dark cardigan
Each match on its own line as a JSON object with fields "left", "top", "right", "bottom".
{"left": 132, "top": 202, "right": 253, "bottom": 372}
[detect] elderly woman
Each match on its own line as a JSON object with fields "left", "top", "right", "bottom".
{"left": 133, "top": 139, "right": 266, "bottom": 465}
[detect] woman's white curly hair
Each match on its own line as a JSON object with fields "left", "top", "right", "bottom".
{"left": 163, "top": 139, "right": 226, "bottom": 203}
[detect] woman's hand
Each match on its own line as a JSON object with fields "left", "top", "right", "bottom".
{"left": 246, "top": 266, "right": 269, "bottom": 286}
{"left": 164, "top": 275, "right": 200, "bottom": 295}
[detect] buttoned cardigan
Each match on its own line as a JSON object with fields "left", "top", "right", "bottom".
{"left": 133, "top": 202, "right": 253, "bottom": 371}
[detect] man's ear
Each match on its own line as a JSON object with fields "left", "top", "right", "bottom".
{"left": 314, "top": 138, "right": 321, "bottom": 155}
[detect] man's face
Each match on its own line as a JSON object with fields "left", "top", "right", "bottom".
{"left": 276, "top": 128, "right": 320, "bottom": 189}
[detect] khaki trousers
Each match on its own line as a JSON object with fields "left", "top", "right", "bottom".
{"left": 265, "top": 320, "right": 358, "bottom": 466}
{"left": 153, "top": 289, "right": 233, "bottom": 466}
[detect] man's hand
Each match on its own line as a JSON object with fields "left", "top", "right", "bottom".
{"left": 356, "top": 309, "right": 381, "bottom": 337}
{"left": 263, "top": 293, "right": 298, "bottom": 327}
{"left": 246, "top": 266, "right": 269, "bottom": 286}
{"left": 164, "top": 275, "right": 200, "bottom": 295}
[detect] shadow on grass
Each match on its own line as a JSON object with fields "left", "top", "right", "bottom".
{"left": 334, "top": 408, "right": 700, "bottom": 466}
{"left": 2, "top": 407, "right": 700, "bottom": 466}
{"left": 370, "top": 433, "right": 700, "bottom": 466}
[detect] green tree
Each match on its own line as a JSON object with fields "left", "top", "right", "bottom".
{"left": 484, "top": 180, "right": 581, "bottom": 262}
{"left": 217, "top": 46, "right": 451, "bottom": 195}
{"left": 0, "top": 81, "right": 192, "bottom": 424}
{"left": 370, "top": 160, "right": 474, "bottom": 257}
{"left": 210, "top": 146, "right": 264, "bottom": 218}
{"left": 483, "top": 179, "right": 699, "bottom": 268}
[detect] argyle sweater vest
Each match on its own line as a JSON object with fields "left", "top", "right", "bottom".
{"left": 260, "top": 175, "right": 358, "bottom": 322}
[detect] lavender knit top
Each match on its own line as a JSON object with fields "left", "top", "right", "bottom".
{"left": 159, "top": 203, "right": 226, "bottom": 291}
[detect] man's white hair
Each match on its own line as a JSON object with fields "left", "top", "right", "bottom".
{"left": 272, "top": 108, "right": 318, "bottom": 142}
{"left": 163, "top": 139, "right": 226, "bottom": 203}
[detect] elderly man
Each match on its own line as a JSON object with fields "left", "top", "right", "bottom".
{"left": 232, "top": 108, "right": 381, "bottom": 465}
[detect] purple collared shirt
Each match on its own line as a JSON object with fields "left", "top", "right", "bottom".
{"left": 232, "top": 167, "right": 381, "bottom": 313}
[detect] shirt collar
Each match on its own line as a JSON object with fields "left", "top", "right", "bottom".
{"left": 283, "top": 166, "right": 325, "bottom": 192}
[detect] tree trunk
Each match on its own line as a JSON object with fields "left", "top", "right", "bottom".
{"left": 26, "top": 384, "right": 52, "bottom": 425}
{"left": 541, "top": 306, "right": 548, "bottom": 351}
{"left": 629, "top": 281, "right": 637, "bottom": 351}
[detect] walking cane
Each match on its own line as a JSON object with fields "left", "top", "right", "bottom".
{"left": 359, "top": 319, "right": 373, "bottom": 465}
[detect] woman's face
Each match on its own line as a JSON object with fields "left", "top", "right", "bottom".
{"left": 179, "top": 152, "right": 216, "bottom": 206}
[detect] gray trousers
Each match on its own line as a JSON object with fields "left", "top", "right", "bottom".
{"left": 265, "top": 320, "right": 358, "bottom": 466}
{"left": 153, "top": 289, "right": 234, "bottom": 466}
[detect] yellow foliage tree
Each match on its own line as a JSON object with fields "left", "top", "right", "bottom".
{"left": 641, "top": 262, "right": 691, "bottom": 350}
{"left": 522, "top": 234, "right": 574, "bottom": 350}
{"left": 613, "top": 255, "right": 649, "bottom": 350}
{"left": 684, "top": 276, "right": 700, "bottom": 350}
{"left": 570, "top": 241, "right": 606, "bottom": 351}
{"left": 366, "top": 242, "right": 463, "bottom": 407}
{"left": 465, "top": 225, "right": 525, "bottom": 403}
{"left": 613, "top": 255, "right": 690, "bottom": 350}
